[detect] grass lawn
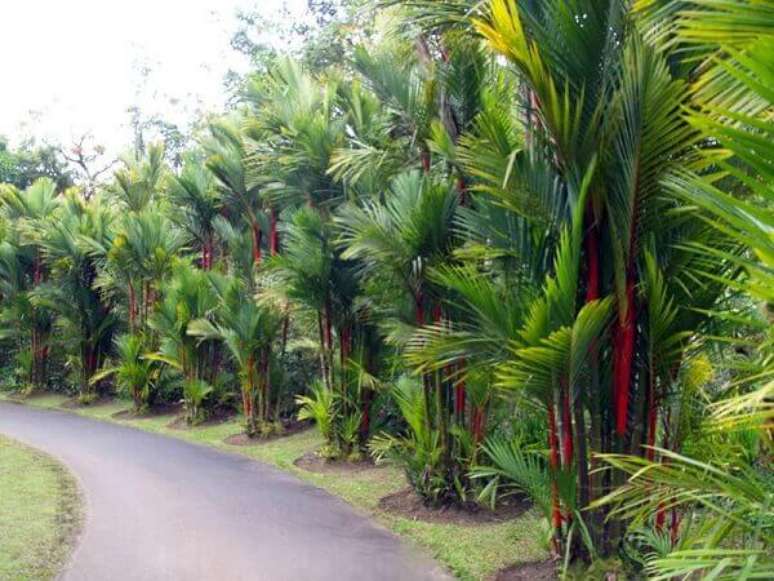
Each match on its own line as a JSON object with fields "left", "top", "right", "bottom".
{"left": 0, "top": 434, "right": 81, "bottom": 581}
{"left": 2, "top": 393, "right": 549, "bottom": 580}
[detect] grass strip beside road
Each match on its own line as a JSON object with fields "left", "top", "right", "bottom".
{"left": 0, "top": 434, "right": 81, "bottom": 581}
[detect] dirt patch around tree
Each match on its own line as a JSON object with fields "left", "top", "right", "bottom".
{"left": 60, "top": 396, "right": 116, "bottom": 410}
{"left": 492, "top": 560, "right": 557, "bottom": 581}
{"left": 378, "top": 487, "right": 531, "bottom": 526}
{"left": 293, "top": 450, "right": 381, "bottom": 474}
{"left": 223, "top": 420, "right": 312, "bottom": 446}
{"left": 111, "top": 402, "right": 182, "bottom": 420}
{"left": 167, "top": 409, "right": 236, "bottom": 431}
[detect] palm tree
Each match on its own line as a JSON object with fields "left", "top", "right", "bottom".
{"left": 383, "top": 0, "right": 743, "bottom": 558}
{"left": 268, "top": 204, "right": 383, "bottom": 453}
{"left": 148, "top": 263, "right": 218, "bottom": 421}
{"left": 246, "top": 60, "right": 387, "bottom": 453}
{"left": 337, "top": 171, "right": 459, "bottom": 328}
{"left": 205, "top": 117, "right": 267, "bottom": 263}
{"left": 166, "top": 161, "right": 222, "bottom": 270}
{"left": 328, "top": 44, "right": 437, "bottom": 181}
{"left": 91, "top": 333, "right": 157, "bottom": 412}
{"left": 189, "top": 273, "right": 283, "bottom": 436}
{"left": 593, "top": 382, "right": 773, "bottom": 579}
{"left": 109, "top": 142, "right": 166, "bottom": 213}
{"left": 245, "top": 59, "right": 346, "bottom": 211}
{"left": 337, "top": 170, "right": 461, "bottom": 496}
{"left": 267, "top": 207, "right": 335, "bottom": 389}
{"left": 0, "top": 233, "right": 43, "bottom": 388}
{"left": 100, "top": 211, "right": 186, "bottom": 333}
{"left": 34, "top": 193, "right": 118, "bottom": 400}
{"left": 0, "top": 178, "right": 60, "bottom": 390}
{"left": 589, "top": 2, "right": 774, "bottom": 575}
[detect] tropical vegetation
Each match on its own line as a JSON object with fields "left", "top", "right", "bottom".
{"left": 0, "top": 0, "right": 770, "bottom": 578}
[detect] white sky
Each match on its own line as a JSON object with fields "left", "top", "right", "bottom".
{"left": 0, "top": 0, "right": 307, "bottom": 154}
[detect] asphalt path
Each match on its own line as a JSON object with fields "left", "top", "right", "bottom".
{"left": 0, "top": 402, "right": 449, "bottom": 581}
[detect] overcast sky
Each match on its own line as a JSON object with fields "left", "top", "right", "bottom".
{"left": 0, "top": 0, "right": 307, "bottom": 154}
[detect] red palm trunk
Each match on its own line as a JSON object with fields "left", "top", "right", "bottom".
{"left": 270, "top": 208, "right": 279, "bottom": 256}
{"left": 33, "top": 254, "right": 43, "bottom": 285}
{"left": 471, "top": 406, "right": 486, "bottom": 444}
{"left": 359, "top": 389, "right": 374, "bottom": 443}
{"left": 420, "top": 150, "right": 431, "bottom": 173}
{"left": 324, "top": 300, "right": 333, "bottom": 357}
{"left": 670, "top": 510, "right": 681, "bottom": 544}
{"left": 457, "top": 177, "right": 469, "bottom": 207}
{"left": 202, "top": 237, "right": 213, "bottom": 270}
{"left": 585, "top": 222, "right": 600, "bottom": 302}
{"left": 415, "top": 291, "right": 425, "bottom": 325}
{"left": 614, "top": 279, "right": 636, "bottom": 436}
{"left": 251, "top": 222, "right": 262, "bottom": 264}
{"left": 339, "top": 325, "right": 351, "bottom": 367}
{"left": 656, "top": 504, "right": 666, "bottom": 530}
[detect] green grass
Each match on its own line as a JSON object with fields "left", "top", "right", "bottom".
{"left": 0, "top": 434, "right": 81, "bottom": 581}
{"left": 3, "top": 393, "right": 549, "bottom": 580}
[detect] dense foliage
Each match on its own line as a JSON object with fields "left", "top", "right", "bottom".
{"left": 1, "top": 0, "right": 771, "bottom": 577}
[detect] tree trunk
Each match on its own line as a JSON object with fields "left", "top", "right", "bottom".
{"left": 244, "top": 355, "right": 256, "bottom": 436}
{"left": 614, "top": 278, "right": 636, "bottom": 436}
{"left": 560, "top": 380, "right": 574, "bottom": 468}
{"left": 317, "top": 311, "right": 331, "bottom": 391}
{"left": 280, "top": 309, "right": 290, "bottom": 355}
{"left": 454, "top": 359, "right": 466, "bottom": 425}
{"left": 572, "top": 379, "right": 590, "bottom": 513}
{"left": 359, "top": 388, "right": 374, "bottom": 446}
{"left": 471, "top": 405, "right": 486, "bottom": 445}
{"left": 260, "top": 348, "right": 270, "bottom": 423}
{"left": 420, "top": 149, "right": 431, "bottom": 173}
{"left": 202, "top": 235, "right": 214, "bottom": 270}
{"left": 251, "top": 221, "right": 262, "bottom": 264}
{"left": 30, "top": 329, "right": 38, "bottom": 388}
{"left": 645, "top": 363, "right": 658, "bottom": 461}
{"left": 433, "top": 304, "right": 451, "bottom": 475}
{"left": 324, "top": 298, "right": 334, "bottom": 390}
{"left": 270, "top": 208, "right": 279, "bottom": 256}
{"left": 548, "top": 399, "right": 563, "bottom": 554}
{"left": 128, "top": 281, "right": 137, "bottom": 332}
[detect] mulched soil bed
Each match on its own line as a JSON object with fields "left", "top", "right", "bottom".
{"left": 492, "top": 560, "right": 557, "bottom": 581}
{"left": 378, "top": 487, "right": 531, "bottom": 526}
{"left": 60, "top": 396, "right": 116, "bottom": 410}
{"left": 223, "top": 420, "right": 312, "bottom": 446}
{"left": 167, "top": 409, "right": 236, "bottom": 430}
{"left": 293, "top": 451, "right": 381, "bottom": 474}
{"left": 111, "top": 402, "right": 182, "bottom": 420}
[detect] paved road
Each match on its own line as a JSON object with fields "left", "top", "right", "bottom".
{"left": 0, "top": 402, "right": 448, "bottom": 581}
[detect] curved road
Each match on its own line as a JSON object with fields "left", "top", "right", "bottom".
{"left": 0, "top": 402, "right": 448, "bottom": 581}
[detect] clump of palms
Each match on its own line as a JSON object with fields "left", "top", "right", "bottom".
{"left": 370, "top": 376, "right": 448, "bottom": 501}
{"left": 92, "top": 333, "right": 157, "bottom": 411}
{"left": 34, "top": 194, "right": 118, "bottom": 401}
{"left": 147, "top": 263, "right": 218, "bottom": 423}
{"left": 297, "top": 381, "right": 363, "bottom": 460}
{"left": 189, "top": 274, "right": 283, "bottom": 437}
{"left": 0, "top": 178, "right": 59, "bottom": 391}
